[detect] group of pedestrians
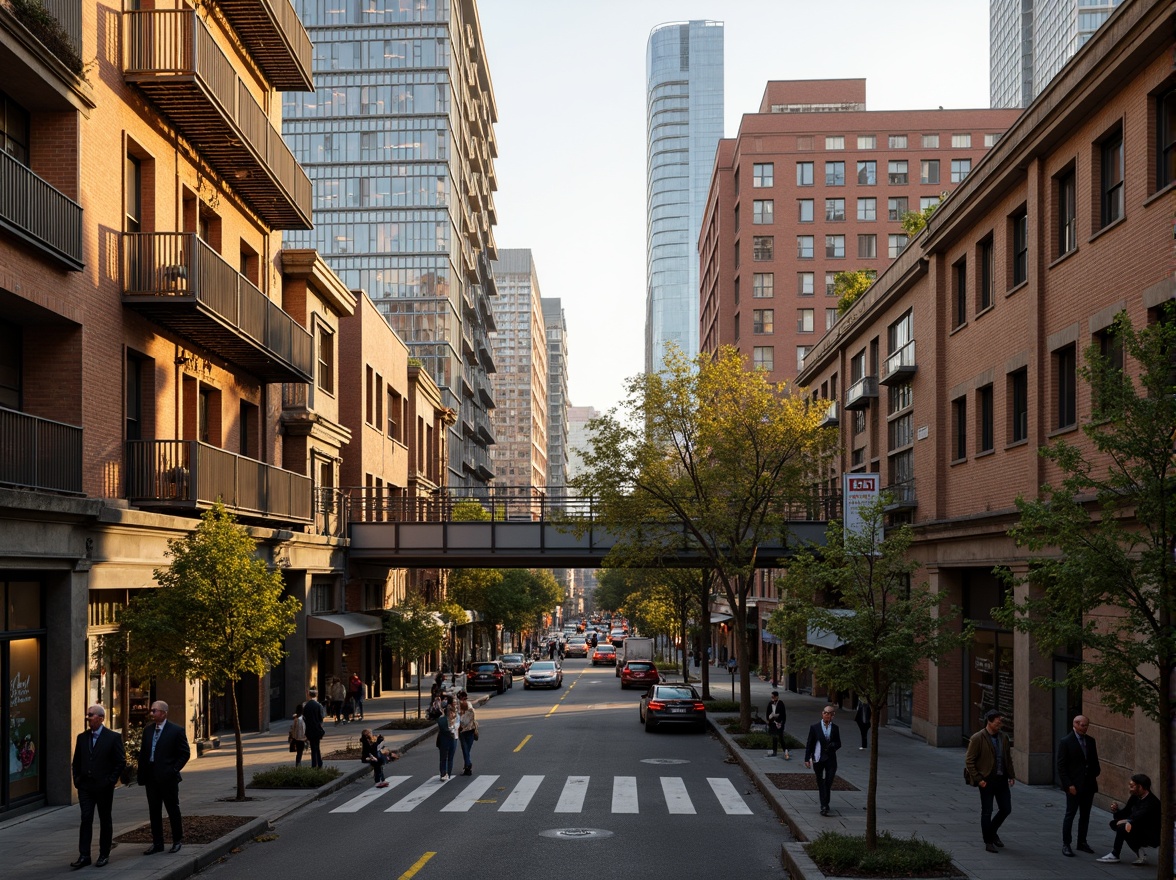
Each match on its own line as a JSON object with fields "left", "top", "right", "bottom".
{"left": 435, "top": 689, "right": 478, "bottom": 781}
{"left": 70, "top": 700, "right": 190, "bottom": 869}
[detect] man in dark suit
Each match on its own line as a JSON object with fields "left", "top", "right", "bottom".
{"left": 137, "top": 701, "right": 190, "bottom": 855}
{"left": 302, "top": 687, "right": 326, "bottom": 769}
{"left": 1057, "top": 714, "right": 1100, "bottom": 857}
{"left": 804, "top": 705, "right": 842, "bottom": 816}
{"left": 71, "top": 705, "right": 126, "bottom": 868}
{"left": 765, "top": 691, "right": 790, "bottom": 759}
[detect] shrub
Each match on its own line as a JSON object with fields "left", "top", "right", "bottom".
{"left": 703, "top": 698, "right": 741, "bottom": 713}
{"left": 8, "top": 0, "right": 85, "bottom": 75}
{"left": 806, "top": 830, "right": 954, "bottom": 877}
{"left": 249, "top": 766, "right": 342, "bottom": 789}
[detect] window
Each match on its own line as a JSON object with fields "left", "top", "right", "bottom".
{"left": 797, "top": 309, "right": 815, "bottom": 333}
{"left": 753, "top": 200, "right": 774, "bottom": 224}
{"left": 922, "top": 133, "right": 940, "bottom": 148}
{"left": 826, "top": 234, "right": 845, "bottom": 258}
{"left": 887, "top": 197, "right": 908, "bottom": 221}
{"left": 797, "top": 162, "right": 814, "bottom": 186}
{"left": 857, "top": 135, "right": 876, "bottom": 150}
{"left": 825, "top": 308, "right": 839, "bottom": 330}
{"left": 0, "top": 90, "right": 30, "bottom": 164}
{"left": 920, "top": 159, "right": 940, "bottom": 184}
{"left": 796, "top": 136, "right": 814, "bottom": 151}
{"left": 126, "top": 352, "right": 144, "bottom": 441}
{"left": 734, "top": 240, "right": 740, "bottom": 269}
{"left": 796, "top": 272, "right": 813, "bottom": 296}
{"left": 825, "top": 161, "right": 845, "bottom": 186}
{"left": 825, "top": 273, "right": 837, "bottom": 296}
{"left": 754, "top": 236, "right": 774, "bottom": 260}
{"left": 857, "top": 197, "right": 876, "bottom": 221}
{"left": 733, "top": 312, "right": 740, "bottom": 341}
{"left": 798, "top": 199, "right": 814, "bottom": 222}
{"left": 952, "top": 396, "right": 967, "bottom": 461}
{"left": 753, "top": 162, "right": 774, "bottom": 187}
{"left": 755, "top": 273, "right": 775, "bottom": 297}
{"left": 888, "top": 160, "right": 908, "bottom": 185}
{"left": 1100, "top": 130, "right": 1124, "bottom": 226}
{"left": 1055, "top": 344, "right": 1077, "bottom": 430}
{"left": 797, "top": 346, "right": 811, "bottom": 371}
{"left": 889, "top": 381, "right": 912, "bottom": 415}
{"left": 1057, "top": 169, "right": 1077, "bottom": 256}
{"left": 317, "top": 326, "right": 335, "bottom": 394}
{"left": 953, "top": 258, "right": 967, "bottom": 328}
{"left": 125, "top": 155, "right": 142, "bottom": 233}
{"left": 734, "top": 276, "right": 740, "bottom": 305}
{"left": 753, "top": 309, "right": 774, "bottom": 334}
{"left": 984, "top": 133, "right": 1001, "bottom": 147}
{"left": 825, "top": 135, "right": 845, "bottom": 150}
{"left": 365, "top": 365, "right": 375, "bottom": 424}
{"left": 952, "top": 133, "right": 972, "bottom": 148}
{"left": 888, "top": 234, "right": 908, "bottom": 257}
{"left": 950, "top": 158, "right": 972, "bottom": 182}
{"left": 1011, "top": 210, "right": 1028, "bottom": 286}
{"left": 857, "top": 234, "right": 876, "bottom": 258}
{"left": 753, "top": 346, "right": 774, "bottom": 372}
{"left": 1159, "top": 88, "right": 1176, "bottom": 190}
{"left": 919, "top": 196, "right": 940, "bottom": 211}
{"left": 1095, "top": 327, "right": 1125, "bottom": 417}
{"left": 825, "top": 198, "right": 845, "bottom": 221}
{"left": 889, "top": 413, "right": 913, "bottom": 449}
{"left": 888, "top": 134, "right": 908, "bottom": 149}
{"left": 979, "top": 237, "right": 994, "bottom": 310}
{"left": 796, "top": 236, "right": 813, "bottom": 259}
{"left": 977, "top": 385, "right": 994, "bottom": 453}
{"left": 1009, "top": 368, "right": 1028, "bottom": 443}
{"left": 734, "top": 205, "right": 739, "bottom": 234}
{"left": 857, "top": 160, "right": 876, "bottom": 185}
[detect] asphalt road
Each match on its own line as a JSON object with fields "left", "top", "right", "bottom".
{"left": 202, "top": 661, "right": 791, "bottom": 878}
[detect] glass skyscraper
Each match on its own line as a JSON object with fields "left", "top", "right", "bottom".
{"left": 645, "top": 20, "right": 724, "bottom": 375}
{"left": 991, "top": 0, "right": 1123, "bottom": 108}
{"left": 284, "top": 0, "right": 499, "bottom": 489}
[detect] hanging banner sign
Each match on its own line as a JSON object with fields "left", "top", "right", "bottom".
{"left": 843, "top": 473, "right": 880, "bottom": 546}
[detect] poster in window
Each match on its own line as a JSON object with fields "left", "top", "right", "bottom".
{"left": 8, "top": 638, "right": 42, "bottom": 800}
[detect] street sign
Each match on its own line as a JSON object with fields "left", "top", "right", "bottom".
{"left": 843, "top": 473, "right": 880, "bottom": 549}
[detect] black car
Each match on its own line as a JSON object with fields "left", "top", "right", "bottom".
{"left": 500, "top": 653, "right": 529, "bottom": 676}
{"left": 639, "top": 684, "right": 707, "bottom": 732}
{"left": 466, "top": 661, "right": 513, "bottom": 694}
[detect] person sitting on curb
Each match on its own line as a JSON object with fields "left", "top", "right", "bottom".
{"left": 1096, "top": 773, "right": 1161, "bottom": 865}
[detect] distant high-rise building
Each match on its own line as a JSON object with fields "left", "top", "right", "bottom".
{"left": 566, "top": 406, "right": 600, "bottom": 484}
{"left": 284, "top": 0, "right": 500, "bottom": 489}
{"left": 542, "top": 298, "right": 570, "bottom": 497}
{"left": 645, "top": 20, "right": 724, "bottom": 376}
{"left": 489, "top": 250, "right": 548, "bottom": 493}
{"left": 990, "top": 0, "right": 1123, "bottom": 108}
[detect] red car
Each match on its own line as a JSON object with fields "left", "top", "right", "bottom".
{"left": 591, "top": 644, "right": 617, "bottom": 666}
{"left": 620, "top": 661, "right": 660, "bottom": 689}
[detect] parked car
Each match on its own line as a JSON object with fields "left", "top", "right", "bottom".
{"left": 639, "top": 684, "right": 707, "bottom": 732}
{"left": 523, "top": 660, "right": 563, "bottom": 689}
{"left": 590, "top": 644, "right": 617, "bottom": 666}
{"left": 565, "top": 636, "right": 589, "bottom": 658}
{"left": 620, "top": 661, "right": 660, "bottom": 689}
{"left": 466, "top": 661, "right": 513, "bottom": 694}
{"left": 500, "top": 653, "right": 530, "bottom": 676}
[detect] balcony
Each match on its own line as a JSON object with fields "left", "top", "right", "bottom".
{"left": 211, "top": 0, "right": 313, "bottom": 91}
{"left": 818, "top": 401, "right": 839, "bottom": 428}
{"left": 126, "top": 439, "right": 311, "bottom": 523}
{"left": 122, "top": 9, "right": 312, "bottom": 230}
{"left": 884, "top": 479, "right": 917, "bottom": 511}
{"left": 0, "top": 150, "right": 83, "bottom": 270}
{"left": 880, "top": 340, "right": 917, "bottom": 386}
{"left": 122, "top": 232, "right": 313, "bottom": 384}
{"left": 844, "top": 376, "right": 879, "bottom": 411}
{"left": 0, "top": 407, "right": 83, "bottom": 494}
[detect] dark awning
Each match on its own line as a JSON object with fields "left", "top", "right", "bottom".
{"left": 306, "top": 613, "right": 384, "bottom": 640}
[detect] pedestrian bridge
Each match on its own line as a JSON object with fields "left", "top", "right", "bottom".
{"left": 345, "top": 489, "right": 837, "bottom": 568}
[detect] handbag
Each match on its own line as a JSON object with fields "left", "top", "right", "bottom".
{"left": 472, "top": 721, "right": 480, "bottom": 741}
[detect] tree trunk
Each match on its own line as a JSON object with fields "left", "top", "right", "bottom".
{"left": 230, "top": 682, "right": 245, "bottom": 801}
{"left": 1155, "top": 659, "right": 1173, "bottom": 880}
{"left": 700, "top": 570, "right": 712, "bottom": 699}
{"left": 866, "top": 705, "right": 880, "bottom": 849}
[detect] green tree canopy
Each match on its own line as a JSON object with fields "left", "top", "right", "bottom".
{"left": 834, "top": 269, "right": 877, "bottom": 315}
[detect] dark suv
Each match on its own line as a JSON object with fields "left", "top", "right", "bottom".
{"left": 466, "top": 661, "right": 513, "bottom": 694}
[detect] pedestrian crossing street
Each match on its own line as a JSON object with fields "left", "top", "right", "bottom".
{"left": 329, "top": 774, "right": 754, "bottom": 816}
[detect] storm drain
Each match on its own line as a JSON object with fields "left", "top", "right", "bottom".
{"left": 540, "top": 828, "right": 614, "bottom": 840}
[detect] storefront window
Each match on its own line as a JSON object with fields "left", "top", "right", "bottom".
{"left": 2, "top": 580, "right": 45, "bottom": 811}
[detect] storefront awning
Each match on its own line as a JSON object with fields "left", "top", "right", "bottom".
{"left": 806, "top": 609, "right": 854, "bottom": 650}
{"left": 761, "top": 632, "right": 782, "bottom": 645}
{"left": 307, "top": 612, "right": 384, "bottom": 640}
{"left": 709, "top": 612, "right": 733, "bottom": 624}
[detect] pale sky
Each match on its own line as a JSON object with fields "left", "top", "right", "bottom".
{"left": 478, "top": 0, "right": 993, "bottom": 415}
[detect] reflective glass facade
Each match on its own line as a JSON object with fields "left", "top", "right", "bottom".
{"left": 645, "top": 21, "right": 724, "bottom": 375}
{"left": 285, "top": 0, "right": 499, "bottom": 488}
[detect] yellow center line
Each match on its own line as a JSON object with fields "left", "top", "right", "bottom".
{"left": 545, "top": 703, "right": 559, "bottom": 717}
{"left": 514, "top": 734, "right": 532, "bottom": 752}
{"left": 398, "top": 852, "right": 435, "bottom": 880}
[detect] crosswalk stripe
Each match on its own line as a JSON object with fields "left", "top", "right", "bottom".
{"left": 707, "top": 777, "right": 754, "bottom": 815}
{"left": 440, "top": 774, "right": 499, "bottom": 811}
{"left": 329, "top": 776, "right": 411, "bottom": 813}
{"left": 661, "top": 777, "right": 695, "bottom": 814}
{"left": 385, "top": 776, "right": 449, "bottom": 812}
{"left": 612, "top": 776, "right": 638, "bottom": 813}
{"left": 499, "top": 775, "right": 544, "bottom": 812}
{"left": 554, "top": 775, "right": 589, "bottom": 812}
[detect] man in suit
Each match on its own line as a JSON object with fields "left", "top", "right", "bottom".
{"left": 964, "top": 709, "right": 1017, "bottom": 853}
{"left": 765, "top": 691, "right": 790, "bottom": 760}
{"left": 137, "top": 701, "right": 190, "bottom": 855}
{"left": 1057, "top": 714, "right": 1100, "bottom": 857}
{"left": 71, "top": 705, "right": 126, "bottom": 868}
{"left": 302, "top": 687, "right": 326, "bottom": 769}
{"left": 804, "top": 705, "right": 842, "bottom": 816}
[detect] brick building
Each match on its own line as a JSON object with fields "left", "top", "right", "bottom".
{"left": 795, "top": 0, "right": 1173, "bottom": 787}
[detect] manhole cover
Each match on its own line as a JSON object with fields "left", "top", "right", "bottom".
{"left": 540, "top": 828, "right": 614, "bottom": 840}
{"left": 641, "top": 758, "right": 688, "bottom": 765}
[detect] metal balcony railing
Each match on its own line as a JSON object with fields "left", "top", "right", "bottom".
{"left": 0, "top": 150, "right": 83, "bottom": 269}
{"left": 126, "top": 439, "right": 311, "bottom": 523}
{"left": 0, "top": 406, "right": 83, "bottom": 494}
{"left": 881, "top": 340, "right": 917, "bottom": 385}
{"left": 209, "top": 0, "right": 313, "bottom": 90}
{"left": 885, "top": 478, "right": 917, "bottom": 510}
{"left": 845, "top": 376, "right": 879, "bottom": 410}
{"left": 819, "top": 401, "right": 839, "bottom": 428}
{"left": 122, "top": 232, "right": 313, "bottom": 384}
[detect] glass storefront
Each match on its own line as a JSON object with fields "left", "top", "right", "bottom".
{"left": 2, "top": 579, "right": 45, "bottom": 812}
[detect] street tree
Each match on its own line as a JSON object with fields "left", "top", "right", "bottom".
{"left": 995, "top": 309, "right": 1175, "bottom": 880}
{"left": 449, "top": 566, "right": 563, "bottom": 655}
{"left": 119, "top": 502, "right": 299, "bottom": 800}
{"left": 769, "top": 497, "right": 971, "bottom": 849}
{"left": 383, "top": 591, "right": 446, "bottom": 714}
{"left": 572, "top": 344, "right": 834, "bottom": 729}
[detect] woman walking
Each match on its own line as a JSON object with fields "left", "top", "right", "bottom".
{"left": 457, "top": 690, "right": 477, "bottom": 776}
{"left": 436, "top": 704, "right": 458, "bottom": 781}
{"left": 290, "top": 704, "right": 308, "bottom": 767}
{"left": 360, "top": 729, "right": 388, "bottom": 787}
